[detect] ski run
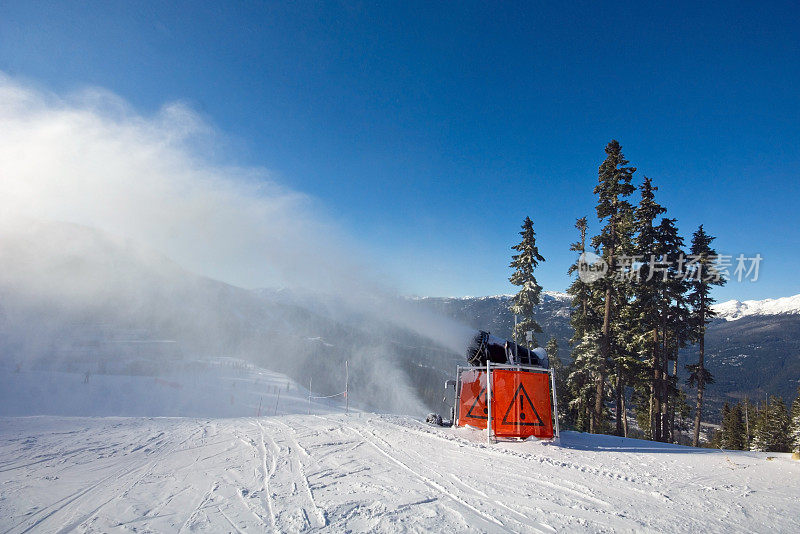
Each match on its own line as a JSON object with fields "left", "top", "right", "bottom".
{"left": 0, "top": 412, "right": 797, "bottom": 533}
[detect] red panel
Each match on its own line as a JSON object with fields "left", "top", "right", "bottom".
{"left": 490, "top": 369, "right": 553, "bottom": 439}
{"left": 456, "top": 369, "right": 488, "bottom": 429}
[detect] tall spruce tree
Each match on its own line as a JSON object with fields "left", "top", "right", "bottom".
{"left": 790, "top": 387, "right": 800, "bottom": 453}
{"left": 631, "top": 177, "right": 667, "bottom": 439}
{"left": 509, "top": 216, "right": 545, "bottom": 347}
{"left": 567, "top": 217, "right": 592, "bottom": 340}
{"left": 591, "top": 140, "right": 636, "bottom": 433}
{"left": 686, "top": 225, "right": 726, "bottom": 447}
{"left": 654, "top": 217, "right": 690, "bottom": 442}
{"left": 566, "top": 217, "right": 601, "bottom": 431}
{"left": 607, "top": 210, "right": 637, "bottom": 437}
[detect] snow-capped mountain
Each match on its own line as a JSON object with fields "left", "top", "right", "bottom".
{"left": 417, "top": 290, "right": 571, "bottom": 302}
{"left": 713, "top": 294, "right": 800, "bottom": 321}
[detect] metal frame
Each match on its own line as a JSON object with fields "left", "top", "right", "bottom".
{"left": 549, "top": 366, "right": 561, "bottom": 438}
{"left": 453, "top": 364, "right": 487, "bottom": 427}
{"left": 455, "top": 362, "right": 559, "bottom": 443}
{"left": 453, "top": 365, "right": 463, "bottom": 425}
{"left": 483, "top": 362, "right": 550, "bottom": 371}
{"left": 486, "top": 360, "right": 492, "bottom": 444}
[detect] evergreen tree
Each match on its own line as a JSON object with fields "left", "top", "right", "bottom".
{"left": 611, "top": 300, "right": 643, "bottom": 437}
{"left": 567, "top": 217, "right": 592, "bottom": 340}
{"left": 773, "top": 397, "right": 791, "bottom": 452}
{"left": 632, "top": 385, "right": 653, "bottom": 439}
{"left": 720, "top": 402, "right": 746, "bottom": 450}
{"left": 631, "top": 177, "right": 666, "bottom": 439}
{"left": 509, "top": 216, "right": 545, "bottom": 347}
{"left": 790, "top": 387, "right": 800, "bottom": 453}
{"left": 567, "top": 331, "right": 612, "bottom": 432}
{"left": 591, "top": 140, "right": 636, "bottom": 433}
{"left": 718, "top": 402, "right": 731, "bottom": 447}
{"left": 710, "top": 427, "right": 724, "bottom": 449}
{"left": 685, "top": 225, "right": 725, "bottom": 447}
{"left": 750, "top": 401, "right": 767, "bottom": 452}
{"left": 608, "top": 210, "right": 637, "bottom": 437}
{"left": 566, "top": 217, "right": 605, "bottom": 432}
{"left": 670, "top": 388, "right": 692, "bottom": 444}
{"left": 654, "top": 217, "right": 690, "bottom": 442}
{"left": 626, "top": 177, "right": 690, "bottom": 442}
{"left": 751, "top": 396, "right": 791, "bottom": 452}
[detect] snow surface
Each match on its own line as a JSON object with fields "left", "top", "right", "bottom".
{"left": 2, "top": 416, "right": 799, "bottom": 533}
{"left": 713, "top": 293, "right": 800, "bottom": 321}
{"left": 1, "top": 364, "right": 799, "bottom": 533}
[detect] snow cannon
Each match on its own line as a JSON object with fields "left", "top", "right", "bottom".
{"left": 452, "top": 332, "right": 560, "bottom": 442}
{"left": 465, "top": 330, "right": 549, "bottom": 368}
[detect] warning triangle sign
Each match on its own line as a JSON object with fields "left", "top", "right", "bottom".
{"left": 501, "top": 383, "right": 544, "bottom": 427}
{"left": 465, "top": 387, "right": 488, "bottom": 420}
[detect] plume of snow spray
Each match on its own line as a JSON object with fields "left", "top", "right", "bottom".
{"left": 0, "top": 73, "right": 474, "bottom": 415}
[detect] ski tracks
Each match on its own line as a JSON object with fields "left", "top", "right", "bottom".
{"left": 6, "top": 414, "right": 797, "bottom": 533}
{"left": 2, "top": 420, "right": 198, "bottom": 534}
{"left": 268, "top": 419, "right": 328, "bottom": 528}
{"left": 349, "top": 424, "right": 512, "bottom": 532}
{"left": 228, "top": 418, "right": 327, "bottom": 532}
{"left": 253, "top": 419, "right": 278, "bottom": 530}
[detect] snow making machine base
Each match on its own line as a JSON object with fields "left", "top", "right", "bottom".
{"left": 455, "top": 362, "right": 559, "bottom": 442}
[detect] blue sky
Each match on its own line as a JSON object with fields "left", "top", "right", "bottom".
{"left": 1, "top": 1, "right": 798, "bottom": 300}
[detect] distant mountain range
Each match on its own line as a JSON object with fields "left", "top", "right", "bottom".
{"left": 411, "top": 292, "right": 573, "bottom": 351}
{"left": 412, "top": 292, "right": 800, "bottom": 419}
{"left": 713, "top": 294, "right": 800, "bottom": 321}
{"left": 0, "top": 221, "right": 450, "bottom": 415}
{"left": 2, "top": 221, "right": 797, "bottom": 420}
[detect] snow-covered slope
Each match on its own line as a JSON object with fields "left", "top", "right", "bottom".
{"left": 1, "top": 415, "right": 798, "bottom": 533}
{"left": 713, "top": 293, "right": 800, "bottom": 321}
{"left": 0, "top": 358, "right": 345, "bottom": 418}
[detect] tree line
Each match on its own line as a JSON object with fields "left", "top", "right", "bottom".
{"left": 506, "top": 140, "right": 792, "bottom": 447}
{"left": 712, "top": 389, "right": 800, "bottom": 453}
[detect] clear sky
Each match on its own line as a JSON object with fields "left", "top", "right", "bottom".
{"left": 1, "top": 1, "right": 798, "bottom": 301}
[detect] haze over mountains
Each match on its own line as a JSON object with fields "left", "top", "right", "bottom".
{"left": 1, "top": 220, "right": 798, "bottom": 420}
{"left": 0, "top": 220, "right": 450, "bottom": 416}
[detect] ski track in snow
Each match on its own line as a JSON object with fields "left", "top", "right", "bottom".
{"left": 1, "top": 414, "right": 799, "bottom": 533}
